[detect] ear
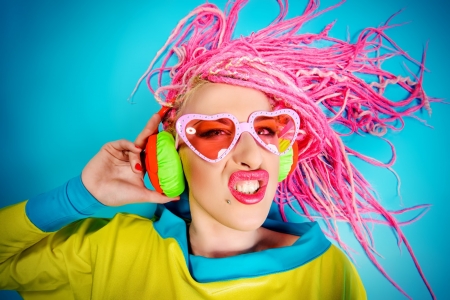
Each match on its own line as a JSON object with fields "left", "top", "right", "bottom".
{"left": 278, "top": 141, "right": 298, "bottom": 182}
{"left": 145, "top": 131, "right": 185, "bottom": 197}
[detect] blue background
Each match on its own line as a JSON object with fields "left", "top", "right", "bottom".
{"left": 0, "top": 0, "right": 449, "bottom": 299}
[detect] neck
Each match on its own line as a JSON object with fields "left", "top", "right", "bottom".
{"left": 188, "top": 218, "right": 263, "bottom": 258}
{"left": 187, "top": 195, "right": 267, "bottom": 258}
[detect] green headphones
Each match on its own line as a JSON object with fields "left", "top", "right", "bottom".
{"left": 145, "top": 131, "right": 298, "bottom": 197}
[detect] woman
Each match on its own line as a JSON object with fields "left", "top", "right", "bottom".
{"left": 1, "top": 81, "right": 368, "bottom": 299}
{"left": 0, "top": 0, "right": 437, "bottom": 299}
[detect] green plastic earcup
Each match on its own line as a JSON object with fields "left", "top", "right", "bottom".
{"left": 278, "top": 146, "right": 293, "bottom": 182}
{"left": 156, "top": 131, "right": 185, "bottom": 197}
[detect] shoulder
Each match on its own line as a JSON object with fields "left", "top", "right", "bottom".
{"left": 86, "top": 213, "right": 156, "bottom": 237}
{"left": 318, "top": 244, "right": 358, "bottom": 271}
{"left": 262, "top": 219, "right": 366, "bottom": 297}
{"left": 310, "top": 244, "right": 367, "bottom": 298}
{"left": 66, "top": 209, "right": 189, "bottom": 252}
{"left": 52, "top": 213, "right": 157, "bottom": 245}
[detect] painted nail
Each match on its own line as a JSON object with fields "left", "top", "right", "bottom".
{"left": 135, "top": 163, "right": 142, "bottom": 171}
{"left": 135, "top": 145, "right": 142, "bottom": 150}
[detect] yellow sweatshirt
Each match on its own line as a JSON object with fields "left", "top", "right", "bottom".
{"left": 0, "top": 200, "right": 365, "bottom": 299}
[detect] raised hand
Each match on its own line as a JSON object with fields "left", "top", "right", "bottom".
{"left": 128, "top": 112, "right": 162, "bottom": 176}
{"left": 81, "top": 113, "right": 179, "bottom": 206}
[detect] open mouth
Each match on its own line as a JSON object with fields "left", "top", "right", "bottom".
{"left": 233, "top": 180, "right": 261, "bottom": 194}
{"left": 228, "top": 170, "right": 269, "bottom": 204}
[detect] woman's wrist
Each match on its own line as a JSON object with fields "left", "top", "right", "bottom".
{"left": 25, "top": 175, "right": 105, "bottom": 232}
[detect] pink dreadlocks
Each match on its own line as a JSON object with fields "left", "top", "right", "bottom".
{"left": 129, "top": 0, "right": 435, "bottom": 298}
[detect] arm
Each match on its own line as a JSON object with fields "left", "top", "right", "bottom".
{"left": 0, "top": 200, "right": 105, "bottom": 293}
{"left": 0, "top": 175, "right": 103, "bottom": 264}
{"left": 0, "top": 170, "right": 108, "bottom": 292}
{"left": 0, "top": 114, "right": 177, "bottom": 292}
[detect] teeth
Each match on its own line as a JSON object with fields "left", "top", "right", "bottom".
{"left": 234, "top": 180, "right": 260, "bottom": 194}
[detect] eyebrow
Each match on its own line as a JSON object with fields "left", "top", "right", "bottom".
{"left": 192, "top": 118, "right": 234, "bottom": 126}
{"left": 254, "top": 116, "right": 276, "bottom": 121}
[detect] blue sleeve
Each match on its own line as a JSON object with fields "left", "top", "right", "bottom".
{"left": 25, "top": 175, "right": 105, "bottom": 232}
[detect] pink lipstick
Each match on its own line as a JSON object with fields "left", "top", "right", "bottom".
{"left": 228, "top": 170, "right": 269, "bottom": 205}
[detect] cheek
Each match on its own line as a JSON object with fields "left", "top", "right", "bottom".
{"left": 268, "top": 153, "right": 280, "bottom": 174}
{"left": 263, "top": 153, "right": 280, "bottom": 201}
{"left": 266, "top": 153, "right": 280, "bottom": 182}
{"left": 179, "top": 147, "right": 220, "bottom": 192}
{"left": 179, "top": 147, "right": 195, "bottom": 185}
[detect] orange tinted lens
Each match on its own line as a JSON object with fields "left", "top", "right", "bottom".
{"left": 254, "top": 114, "right": 296, "bottom": 153}
{"left": 184, "top": 118, "right": 236, "bottom": 160}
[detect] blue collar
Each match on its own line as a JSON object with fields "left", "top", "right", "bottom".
{"left": 153, "top": 208, "right": 331, "bottom": 283}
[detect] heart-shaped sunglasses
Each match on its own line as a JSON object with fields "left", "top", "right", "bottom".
{"left": 175, "top": 109, "right": 300, "bottom": 163}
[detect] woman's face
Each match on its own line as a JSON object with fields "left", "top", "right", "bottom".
{"left": 178, "top": 83, "right": 280, "bottom": 231}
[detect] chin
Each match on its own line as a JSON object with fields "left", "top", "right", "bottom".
{"left": 223, "top": 200, "right": 272, "bottom": 231}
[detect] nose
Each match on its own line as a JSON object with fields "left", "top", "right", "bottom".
{"left": 231, "top": 132, "right": 263, "bottom": 169}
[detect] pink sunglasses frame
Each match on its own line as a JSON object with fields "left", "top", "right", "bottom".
{"left": 175, "top": 109, "right": 301, "bottom": 163}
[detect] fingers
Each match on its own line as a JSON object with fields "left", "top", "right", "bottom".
{"left": 125, "top": 184, "right": 180, "bottom": 204}
{"left": 128, "top": 150, "right": 144, "bottom": 174}
{"left": 129, "top": 113, "right": 162, "bottom": 174}
{"left": 144, "top": 190, "right": 180, "bottom": 204}
{"left": 103, "top": 140, "right": 142, "bottom": 162}
{"left": 134, "top": 113, "right": 161, "bottom": 148}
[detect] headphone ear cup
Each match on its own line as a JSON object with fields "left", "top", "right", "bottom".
{"left": 278, "top": 141, "right": 298, "bottom": 182}
{"left": 145, "top": 134, "right": 163, "bottom": 194}
{"left": 145, "top": 131, "right": 185, "bottom": 197}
